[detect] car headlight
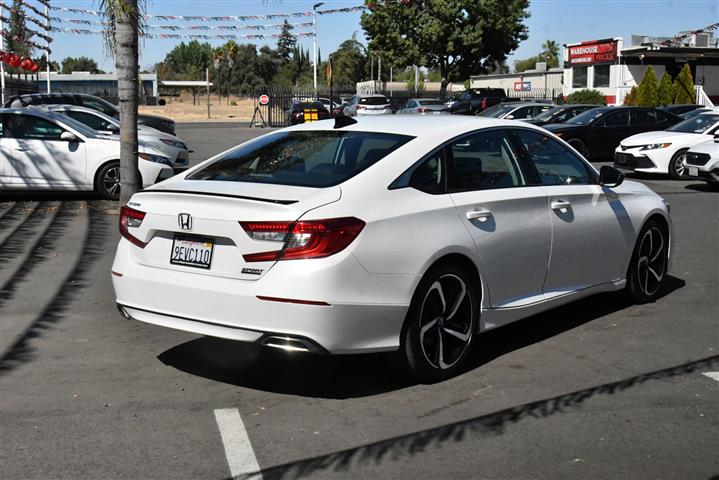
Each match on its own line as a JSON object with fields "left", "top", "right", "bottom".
{"left": 640, "top": 143, "right": 672, "bottom": 151}
{"left": 138, "top": 152, "right": 172, "bottom": 166}
{"left": 160, "top": 138, "right": 187, "bottom": 150}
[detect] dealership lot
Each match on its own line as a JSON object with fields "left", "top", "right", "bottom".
{"left": 1, "top": 123, "right": 717, "bottom": 479}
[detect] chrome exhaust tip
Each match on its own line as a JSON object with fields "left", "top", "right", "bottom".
{"left": 116, "top": 304, "right": 132, "bottom": 320}
{"left": 261, "top": 336, "right": 318, "bottom": 353}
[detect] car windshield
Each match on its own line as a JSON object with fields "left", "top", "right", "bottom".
{"left": 681, "top": 108, "right": 712, "bottom": 119}
{"left": 480, "top": 105, "right": 517, "bottom": 118}
{"left": 667, "top": 114, "right": 719, "bottom": 133}
{"left": 532, "top": 106, "right": 562, "bottom": 121}
{"left": 565, "top": 107, "right": 611, "bottom": 125}
{"left": 50, "top": 112, "right": 103, "bottom": 138}
{"left": 359, "top": 96, "right": 388, "bottom": 105}
{"left": 418, "top": 100, "right": 444, "bottom": 106}
{"left": 187, "top": 130, "right": 414, "bottom": 188}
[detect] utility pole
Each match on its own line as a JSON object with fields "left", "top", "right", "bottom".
{"left": 378, "top": 56, "right": 382, "bottom": 84}
{"left": 312, "top": 2, "right": 324, "bottom": 95}
{"left": 0, "top": 15, "right": 5, "bottom": 105}
{"left": 414, "top": 65, "right": 419, "bottom": 94}
{"left": 44, "top": 2, "right": 51, "bottom": 92}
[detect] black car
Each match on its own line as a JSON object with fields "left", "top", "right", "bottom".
{"left": 525, "top": 104, "right": 598, "bottom": 126}
{"left": 287, "top": 101, "right": 330, "bottom": 125}
{"left": 4, "top": 93, "right": 176, "bottom": 135}
{"left": 659, "top": 104, "right": 704, "bottom": 116}
{"left": 544, "top": 106, "right": 683, "bottom": 160}
{"left": 447, "top": 88, "right": 516, "bottom": 115}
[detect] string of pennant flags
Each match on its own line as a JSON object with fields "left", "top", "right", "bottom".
{"left": 50, "top": 27, "right": 315, "bottom": 41}
{"left": 47, "top": 5, "right": 365, "bottom": 21}
{"left": 57, "top": 18, "right": 316, "bottom": 31}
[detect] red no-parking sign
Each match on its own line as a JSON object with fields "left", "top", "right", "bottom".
{"left": 259, "top": 93, "right": 270, "bottom": 105}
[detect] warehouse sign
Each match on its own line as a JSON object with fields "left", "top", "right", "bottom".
{"left": 567, "top": 39, "right": 618, "bottom": 66}
{"left": 514, "top": 81, "right": 532, "bottom": 91}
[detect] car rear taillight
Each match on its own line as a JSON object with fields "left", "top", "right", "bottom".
{"left": 417, "top": 108, "right": 428, "bottom": 113}
{"left": 357, "top": 105, "right": 366, "bottom": 110}
{"left": 119, "top": 206, "right": 147, "bottom": 248}
{"left": 240, "top": 217, "right": 365, "bottom": 262}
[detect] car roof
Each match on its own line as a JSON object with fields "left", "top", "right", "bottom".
{"left": 412, "top": 98, "right": 442, "bottom": 102}
{"left": 358, "top": 94, "right": 388, "bottom": 98}
{"left": 286, "top": 114, "right": 545, "bottom": 139}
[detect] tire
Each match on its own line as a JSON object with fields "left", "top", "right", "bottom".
{"left": 95, "top": 161, "right": 121, "bottom": 201}
{"left": 668, "top": 149, "right": 688, "bottom": 180}
{"left": 567, "top": 138, "right": 587, "bottom": 157}
{"left": 401, "top": 263, "right": 479, "bottom": 382}
{"left": 624, "top": 219, "right": 669, "bottom": 304}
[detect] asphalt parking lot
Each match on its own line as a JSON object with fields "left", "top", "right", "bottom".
{"left": 1, "top": 123, "right": 718, "bottom": 480}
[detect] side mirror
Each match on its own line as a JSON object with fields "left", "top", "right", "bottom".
{"left": 599, "top": 165, "right": 624, "bottom": 188}
{"left": 506, "top": 114, "right": 515, "bottom": 119}
{"left": 108, "top": 124, "right": 120, "bottom": 133}
{"left": 60, "top": 131, "right": 79, "bottom": 142}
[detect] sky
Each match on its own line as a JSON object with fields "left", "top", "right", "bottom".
{"left": 35, "top": 0, "right": 719, "bottom": 74}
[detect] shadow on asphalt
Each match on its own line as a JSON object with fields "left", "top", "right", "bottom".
{"left": 685, "top": 182, "right": 719, "bottom": 192}
{"left": 0, "top": 209, "right": 111, "bottom": 375}
{"left": 1, "top": 191, "right": 105, "bottom": 202}
{"left": 235, "top": 353, "right": 718, "bottom": 480}
{"left": 158, "top": 276, "right": 685, "bottom": 399}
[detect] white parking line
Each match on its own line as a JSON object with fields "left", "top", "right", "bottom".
{"left": 702, "top": 372, "right": 719, "bottom": 382}
{"left": 214, "top": 408, "right": 262, "bottom": 480}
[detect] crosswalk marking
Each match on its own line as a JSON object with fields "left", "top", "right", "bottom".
{"left": 214, "top": 408, "right": 262, "bottom": 480}
{"left": 701, "top": 372, "right": 719, "bottom": 382}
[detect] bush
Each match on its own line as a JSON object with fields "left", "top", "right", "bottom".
{"left": 674, "top": 63, "right": 695, "bottom": 104}
{"left": 566, "top": 89, "right": 606, "bottom": 105}
{"left": 230, "top": 100, "right": 237, "bottom": 106}
{"left": 623, "top": 86, "right": 638, "bottom": 106}
{"left": 636, "top": 66, "right": 659, "bottom": 107}
{"left": 657, "top": 72, "right": 676, "bottom": 106}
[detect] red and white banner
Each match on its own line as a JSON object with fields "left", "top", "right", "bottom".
{"left": 567, "top": 40, "right": 618, "bottom": 66}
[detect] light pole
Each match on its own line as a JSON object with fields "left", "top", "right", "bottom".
{"left": 312, "top": 2, "right": 324, "bottom": 96}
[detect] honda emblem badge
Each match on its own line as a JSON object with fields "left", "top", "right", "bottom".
{"left": 178, "top": 213, "right": 192, "bottom": 231}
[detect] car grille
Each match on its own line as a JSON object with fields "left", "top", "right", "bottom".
{"left": 685, "top": 152, "right": 711, "bottom": 166}
{"left": 614, "top": 152, "right": 655, "bottom": 169}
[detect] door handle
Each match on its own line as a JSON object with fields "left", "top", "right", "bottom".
{"left": 551, "top": 199, "right": 571, "bottom": 211}
{"left": 14, "top": 147, "right": 29, "bottom": 152}
{"left": 466, "top": 209, "right": 493, "bottom": 221}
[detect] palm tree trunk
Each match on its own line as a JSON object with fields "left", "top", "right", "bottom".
{"left": 115, "top": 0, "right": 140, "bottom": 205}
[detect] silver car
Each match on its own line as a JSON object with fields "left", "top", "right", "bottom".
{"left": 397, "top": 98, "right": 450, "bottom": 115}
{"left": 36, "top": 105, "right": 191, "bottom": 172}
{"left": 343, "top": 94, "right": 392, "bottom": 116}
{"left": 480, "top": 102, "right": 555, "bottom": 120}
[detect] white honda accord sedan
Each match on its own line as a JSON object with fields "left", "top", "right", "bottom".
{"left": 112, "top": 115, "right": 672, "bottom": 380}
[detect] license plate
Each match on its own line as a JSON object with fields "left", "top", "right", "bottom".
{"left": 170, "top": 234, "right": 214, "bottom": 269}
{"left": 688, "top": 167, "right": 698, "bottom": 177}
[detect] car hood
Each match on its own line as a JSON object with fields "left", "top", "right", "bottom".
{"left": 688, "top": 139, "right": 719, "bottom": 156}
{"left": 544, "top": 124, "right": 585, "bottom": 134}
{"left": 95, "top": 134, "right": 167, "bottom": 156}
{"left": 620, "top": 130, "right": 707, "bottom": 147}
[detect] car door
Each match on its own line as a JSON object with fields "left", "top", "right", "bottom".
{"left": 630, "top": 109, "right": 661, "bottom": 135}
{"left": 589, "top": 109, "right": 630, "bottom": 158}
{"left": 0, "top": 115, "right": 10, "bottom": 186}
{"left": 447, "top": 128, "right": 552, "bottom": 308}
{"left": 511, "top": 128, "right": 631, "bottom": 297}
{"left": 4, "top": 113, "right": 87, "bottom": 187}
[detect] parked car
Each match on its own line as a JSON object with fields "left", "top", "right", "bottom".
{"left": 317, "top": 97, "right": 342, "bottom": 114}
{"left": 478, "top": 102, "right": 554, "bottom": 120}
{"left": 684, "top": 134, "right": 719, "bottom": 185}
{"left": 679, "top": 107, "right": 714, "bottom": 120}
{"left": 659, "top": 104, "right": 705, "bottom": 116}
{"left": 446, "top": 88, "right": 515, "bottom": 115}
{"left": 112, "top": 115, "right": 671, "bottom": 381}
{"left": 0, "top": 108, "right": 173, "bottom": 200}
{"left": 614, "top": 112, "right": 719, "bottom": 179}
{"left": 544, "top": 106, "right": 683, "bottom": 160}
{"left": 4, "top": 93, "right": 176, "bottom": 135}
{"left": 397, "top": 98, "right": 450, "bottom": 115}
{"left": 287, "top": 101, "right": 330, "bottom": 125}
{"left": 38, "top": 104, "right": 190, "bottom": 173}
{"left": 525, "top": 104, "right": 598, "bottom": 126}
{"left": 343, "top": 94, "right": 392, "bottom": 116}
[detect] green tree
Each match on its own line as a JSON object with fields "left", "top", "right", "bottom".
{"left": 657, "top": 72, "right": 676, "bottom": 106}
{"left": 636, "top": 66, "right": 659, "bottom": 107}
{"left": 514, "top": 39, "right": 560, "bottom": 73}
{"left": 328, "top": 33, "right": 367, "bottom": 86}
{"left": 6, "top": 0, "right": 31, "bottom": 74}
{"left": 156, "top": 40, "right": 213, "bottom": 80}
{"left": 61, "top": 56, "right": 104, "bottom": 74}
{"left": 361, "top": 0, "right": 530, "bottom": 95}
{"left": 623, "top": 86, "right": 638, "bottom": 106}
{"left": 99, "top": 0, "right": 145, "bottom": 204}
{"left": 674, "top": 63, "right": 695, "bottom": 104}
{"left": 276, "top": 20, "right": 296, "bottom": 62}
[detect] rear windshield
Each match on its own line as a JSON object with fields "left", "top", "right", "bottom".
{"left": 419, "top": 100, "right": 444, "bottom": 106}
{"left": 566, "top": 107, "right": 611, "bottom": 125}
{"left": 481, "top": 105, "right": 518, "bottom": 118}
{"left": 187, "top": 130, "right": 414, "bottom": 188}
{"left": 359, "top": 96, "right": 389, "bottom": 105}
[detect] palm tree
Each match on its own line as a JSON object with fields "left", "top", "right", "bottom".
{"left": 99, "top": 0, "right": 144, "bottom": 205}
{"left": 213, "top": 47, "right": 225, "bottom": 105}
{"left": 542, "top": 39, "right": 560, "bottom": 66}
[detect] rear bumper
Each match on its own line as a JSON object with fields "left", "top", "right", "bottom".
{"left": 111, "top": 241, "right": 413, "bottom": 354}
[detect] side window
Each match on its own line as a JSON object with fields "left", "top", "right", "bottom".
{"left": 460, "top": 92, "right": 471, "bottom": 101}
{"left": 410, "top": 150, "right": 445, "bottom": 194}
{"left": 599, "top": 110, "right": 629, "bottom": 127}
{"left": 631, "top": 109, "right": 657, "bottom": 125}
{"left": 67, "top": 111, "right": 112, "bottom": 130}
{"left": 0, "top": 115, "right": 4, "bottom": 137}
{"left": 509, "top": 107, "right": 531, "bottom": 119}
{"left": 407, "top": 101, "right": 416, "bottom": 109}
{"left": 654, "top": 110, "right": 669, "bottom": 123}
{"left": 448, "top": 129, "right": 525, "bottom": 191}
{"left": 5, "top": 115, "right": 65, "bottom": 141}
{"left": 513, "top": 129, "right": 595, "bottom": 186}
